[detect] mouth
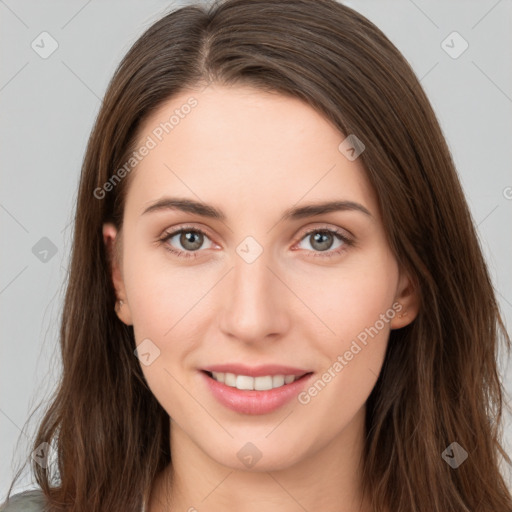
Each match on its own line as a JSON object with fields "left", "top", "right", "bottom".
{"left": 200, "top": 368, "right": 315, "bottom": 415}
{"left": 201, "top": 370, "right": 313, "bottom": 391}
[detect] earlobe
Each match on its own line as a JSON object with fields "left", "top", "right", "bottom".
{"left": 102, "top": 223, "right": 133, "bottom": 326}
{"left": 390, "top": 270, "right": 420, "bottom": 330}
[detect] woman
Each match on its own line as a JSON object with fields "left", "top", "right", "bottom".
{"left": 2, "top": 0, "right": 511, "bottom": 511}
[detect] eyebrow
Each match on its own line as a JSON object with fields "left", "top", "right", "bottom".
{"left": 141, "top": 197, "right": 372, "bottom": 221}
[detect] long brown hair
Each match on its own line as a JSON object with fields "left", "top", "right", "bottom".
{"left": 4, "top": 0, "right": 511, "bottom": 510}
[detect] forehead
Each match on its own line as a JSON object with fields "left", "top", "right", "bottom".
{"left": 125, "top": 84, "right": 377, "bottom": 220}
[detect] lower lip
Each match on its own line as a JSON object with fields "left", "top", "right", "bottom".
{"left": 200, "top": 371, "right": 314, "bottom": 415}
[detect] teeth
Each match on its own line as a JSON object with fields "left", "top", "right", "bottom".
{"left": 210, "top": 372, "right": 301, "bottom": 390}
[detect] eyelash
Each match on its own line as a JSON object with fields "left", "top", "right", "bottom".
{"left": 158, "top": 225, "right": 354, "bottom": 260}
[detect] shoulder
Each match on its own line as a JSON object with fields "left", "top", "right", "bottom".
{"left": 0, "top": 489, "right": 47, "bottom": 511}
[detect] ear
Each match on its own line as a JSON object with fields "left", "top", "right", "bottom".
{"left": 390, "top": 268, "right": 419, "bottom": 330}
{"left": 103, "top": 223, "right": 133, "bottom": 326}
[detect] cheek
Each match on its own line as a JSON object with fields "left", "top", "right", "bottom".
{"left": 123, "top": 253, "right": 207, "bottom": 410}
{"left": 295, "top": 250, "right": 399, "bottom": 342}
{"left": 292, "top": 307, "right": 392, "bottom": 440}
{"left": 294, "top": 251, "right": 398, "bottom": 399}
{"left": 123, "top": 244, "right": 212, "bottom": 341}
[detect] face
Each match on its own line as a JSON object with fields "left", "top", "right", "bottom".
{"left": 103, "top": 83, "right": 418, "bottom": 472}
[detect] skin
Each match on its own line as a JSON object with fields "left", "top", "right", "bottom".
{"left": 103, "top": 83, "right": 419, "bottom": 512}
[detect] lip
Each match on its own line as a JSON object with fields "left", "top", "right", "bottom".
{"left": 201, "top": 363, "right": 311, "bottom": 377}
{"left": 200, "top": 370, "right": 314, "bottom": 415}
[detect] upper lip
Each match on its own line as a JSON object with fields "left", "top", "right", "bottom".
{"left": 201, "top": 363, "right": 312, "bottom": 378}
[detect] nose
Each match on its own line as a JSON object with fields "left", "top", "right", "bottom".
{"left": 218, "top": 251, "right": 291, "bottom": 344}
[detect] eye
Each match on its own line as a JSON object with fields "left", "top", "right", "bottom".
{"left": 159, "top": 226, "right": 215, "bottom": 259}
{"left": 294, "top": 227, "right": 353, "bottom": 258}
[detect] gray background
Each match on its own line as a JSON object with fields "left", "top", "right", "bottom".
{"left": 1, "top": 0, "right": 511, "bottom": 498}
